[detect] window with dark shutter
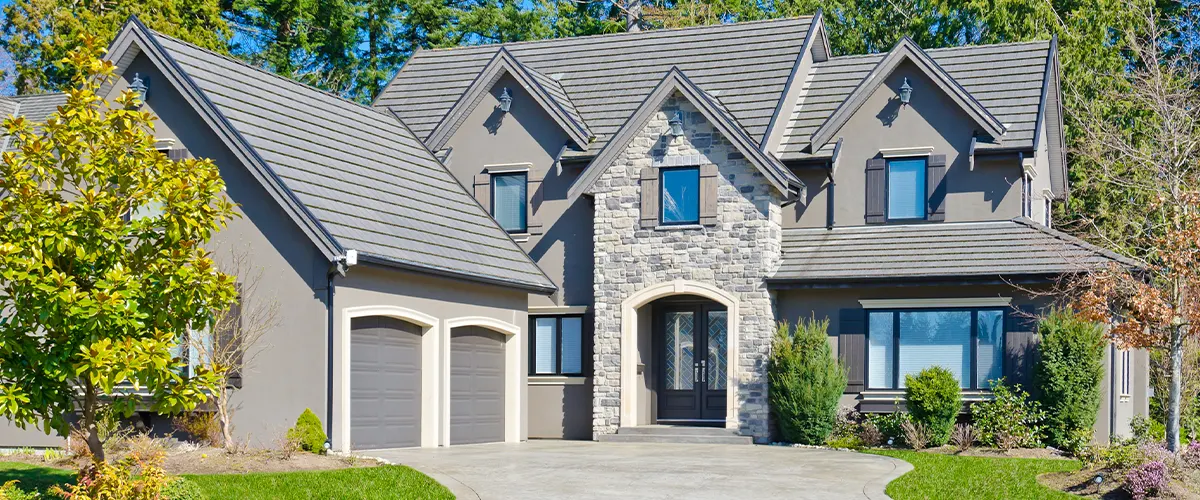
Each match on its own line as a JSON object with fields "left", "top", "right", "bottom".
{"left": 639, "top": 167, "right": 660, "bottom": 228}
{"left": 699, "top": 164, "right": 719, "bottom": 226}
{"left": 491, "top": 172, "right": 528, "bottom": 233}
{"left": 473, "top": 172, "right": 491, "bottom": 209}
{"left": 865, "top": 159, "right": 886, "bottom": 224}
{"left": 526, "top": 170, "right": 545, "bottom": 236}
{"left": 926, "top": 154, "right": 947, "bottom": 221}
{"left": 660, "top": 166, "right": 700, "bottom": 225}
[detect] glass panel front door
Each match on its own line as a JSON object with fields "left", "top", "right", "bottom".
{"left": 657, "top": 302, "right": 727, "bottom": 423}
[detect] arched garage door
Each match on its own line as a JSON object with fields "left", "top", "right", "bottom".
{"left": 450, "top": 326, "right": 507, "bottom": 445}
{"left": 351, "top": 316, "right": 422, "bottom": 450}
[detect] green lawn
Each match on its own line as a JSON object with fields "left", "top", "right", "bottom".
{"left": 867, "top": 449, "right": 1082, "bottom": 500}
{"left": 0, "top": 461, "right": 453, "bottom": 500}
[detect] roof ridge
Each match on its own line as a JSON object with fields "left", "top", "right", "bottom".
{"left": 781, "top": 220, "right": 1015, "bottom": 232}
{"left": 418, "top": 16, "right": 814, "bottom": 54}
{"left": 147, "top": 29, "right": 396, "bottom": 120}
{"left": 818, "top": 39, "right": 1051, "bottom": 64}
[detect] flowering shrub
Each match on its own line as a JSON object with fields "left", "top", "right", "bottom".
{"left": 1182, "top": 441, "right": 1200, "bottom": 469}
{"left": 50, "top": 452, "right": 169, "bottom": 500}
{"left": 971, "top": 379, "right": 1046, "bottom": 449}
{"left": 1123, "top": 460, "right": 1169, "bottom": 499}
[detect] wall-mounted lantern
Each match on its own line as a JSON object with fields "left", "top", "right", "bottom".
{"left": 498, "top": 87, "right": 513, "bottom": 113}
{"left": 129, "top": 73, "right": 149, "bottom": 105}
{"left": 667, "top": 111, "right": 685, "bottom": 136}
{"left": 898, "top": 77, "right": 913, "bottom": 105}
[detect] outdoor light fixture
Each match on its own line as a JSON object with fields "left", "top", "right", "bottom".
{"left": 129, "top": 73, "right": 148, "bottom": 105}
{"left": 898, "top": 77, "right": 913, "bottom": 105}
{"left": 667, "top": 111, "right": 685, "bottom": 136}
{"left": 1093, "top": 474, "right": 1104, "bottom": 485}
{"left": 498, "top": 87, "right": 513, "bottom": 113}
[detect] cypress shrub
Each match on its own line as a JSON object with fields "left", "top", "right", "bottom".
{"left": 768, "top": 318, "right": 847, "bottom": 444}
{"left": 1035, "top": 308, "right": 1105, "bottom": 449}
{"left": 287, "top": 408, "right": 328, "bottom": 454}
{"left": 905, "top": 366, "right": 962, "bottom": 446}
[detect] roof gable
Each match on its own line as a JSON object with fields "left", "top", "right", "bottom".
{"left": 378, "top": 17, "right": 814, "bottom": 156}
{"left": 105, "top": 17, "right": 556, "bottom": 294}
{"left": 425, "top": 48, "right": 593, "bottom": 151}
{"left": 567, "top": 68, "right": 805, "bottom": 201}
{"left": 809, "top": 37, "right": 1006, "bottom": 152}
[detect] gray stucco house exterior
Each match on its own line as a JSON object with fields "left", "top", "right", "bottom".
{"left": 0, "top": 14, "right": 1147, "bottom": 449}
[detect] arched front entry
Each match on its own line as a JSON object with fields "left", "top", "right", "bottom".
{"left": 442, "top": 317, "right": 522, "bottom": 446}
{"left": 620, "top": 280, "right": 740, "bottom": 429}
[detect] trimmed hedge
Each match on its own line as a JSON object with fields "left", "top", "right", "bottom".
{"left": 1035, "top": 309, "right": 1105, "bottom": 449}
{"left": 905, "top": 366, "right": 962, "bottom": 446}
{"left": 768, "top": 318, "right": 847, "bottom": 445}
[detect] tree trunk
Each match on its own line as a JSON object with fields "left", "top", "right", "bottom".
{"left": 81, "top": 384, "right": 105, "bottom": 462}
{"left": 218, "top": 386, "right": 234, "bottom": 449}
{"left": 1168, "top": 327, "right": 1185, "bottom": 452}
{"left": 625, "top": 0, "right": 641, "bottom": 32}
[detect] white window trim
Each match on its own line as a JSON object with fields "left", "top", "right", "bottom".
{"left": 153, "top": 137, "right": 176, "bottom": 149}
{"left": 529, "top": 305, "right": 588, "bottom": 316}
{"left": 859, "top": 297, "right": 1012, "bottom": 309}
{"left": 484, "top": 162, "right": 533, "bottom": 174}
{"left": 528, "top": 376, "right": 587, "bottom": 386}
{"left": 880, "top": 146, "right": 935, "bottom": 158}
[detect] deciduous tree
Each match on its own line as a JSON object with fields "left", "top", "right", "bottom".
{"left": 0, "top": 38, "right": 239, "bottom": 461}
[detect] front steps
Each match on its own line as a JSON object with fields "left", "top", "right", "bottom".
{"left": 597, "top": 425, "right": 753, "bottom": 445}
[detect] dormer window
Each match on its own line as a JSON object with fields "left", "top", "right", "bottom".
{"left": 886, "top": 158, "right": 926, "bottom": 220}
{"left": 660, "top": 166, "right": 699, "bottom": 225}
{"left": 491, "top": 172, "right": 527, "bottom": 233}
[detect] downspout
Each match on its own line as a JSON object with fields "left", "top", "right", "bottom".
{"left": 325, "top": 250, "right": 357, "bottom": 450}
{"left": 826, "top": 167, "right": 836, "bottom": 230}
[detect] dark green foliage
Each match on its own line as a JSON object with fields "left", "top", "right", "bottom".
{"left": 866, "top": 411, "right": 911, "bottom": 446}
{"left": 1035, "top": 309, "right": 1105, "bottom": 449}
{"left": 971, "top": 379, "right": 1046, "bottom": 450}
{"left": 164, "top": 477, "right": 208, "bottom": 500}
{"left": 287, "top": 408, "right": 327, "bottom": 454}
{"left": 768, "top": 318, "right": 847, "bottom": 445}
{"left": 905, "top": 367, "right": 962, "bottom": 446}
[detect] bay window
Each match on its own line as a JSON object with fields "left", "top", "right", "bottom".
{"left": 867, "top": 308, "right": 1005, "bottom": 390}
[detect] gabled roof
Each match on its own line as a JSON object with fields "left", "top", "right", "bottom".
{"left": 808, "top": 37, "right": 1006, "bottom": 152}
{"left": 425, "top": 48, "right": 593, "bottom": 151}
{"left": 105, "top": 18, "right": 556, "bottom": 294}
{"left": 771, "top": 218, "right": 1139, "bottom": 283}
{"left": 377, "top": 17, "right": 814, "bottom": 156}
{"left": 568, "top": 68, "right": 805, "bottom": 200}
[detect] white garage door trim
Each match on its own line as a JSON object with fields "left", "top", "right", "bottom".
{"left": 443, "top": 316, "right": 521, "bottom": 446}
{"left": 340, "top": 306, "right": 440, "bottom": 451}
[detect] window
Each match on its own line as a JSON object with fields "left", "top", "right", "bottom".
{"left": 887, "top": 158, "right": 926, "bottom": 220}
{"left": 1043, "top": 197, "right": 1053, "bottom": 227}
{"left": 867, "top": 308, "right": 1005, "bottom": 390}
{"left": 491, "top": 172, "right": 527, "bottom": 233}
{"left": 530, "top": 315, "right": 583, "bottom": 375}
{"left": 1022, "top": 173, "right": 1032, "bottom": 218}
{"left": 1121, "top": 350, "right": 1131, "bottom": 396}
{"left": 660, "top": 166, "right": 699, "bottom": 225}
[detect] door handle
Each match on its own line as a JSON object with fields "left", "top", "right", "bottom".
{"left": 699, "top": 359, "right": 707, "bottom": 384}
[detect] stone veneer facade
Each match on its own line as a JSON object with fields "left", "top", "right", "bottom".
{"left": 590, "top": 91, "right": 783, "bottom": 442}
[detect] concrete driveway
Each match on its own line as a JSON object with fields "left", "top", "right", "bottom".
{"left": 366, "top": 440, "right": 912, "bottom": 500}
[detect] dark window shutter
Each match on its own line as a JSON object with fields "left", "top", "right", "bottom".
{"left": 839, "top": 308, "right": 866, "bottom": 393}
{"left": 639, "top": 167, "right": 660, "bottom": 229}
{"left": 167, "top": 148, "right": 190, "bottom": 161}
{"left": 927, "top": 154, "right": 947, "bottom": 222}
{"left": 473, "top": 172, "right": 491, "bottom": 212}
{"left": 218, "top": 283, "right": 245, "bottom": 389}
{"left": 865, "top": 158, "right": 886, "bottom": 224}
{"left": 526, "top": 170, "right": 545, "bottom": 236}
{"left": 1004, "top": 305, "right": 1040, "bottom": 390}
{"left": 699, "top": 164, "right": 719, "bottom": 226}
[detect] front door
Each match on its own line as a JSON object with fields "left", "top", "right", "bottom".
{"left": 656, "top": 303, "right": 728, "bottom": 423}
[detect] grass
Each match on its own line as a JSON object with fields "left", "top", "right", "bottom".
{"left": 0, "top": 461, "right": 453, "bottom": 500}
{"left": 867, "top": 449, "right": 1082, "bottom": 500}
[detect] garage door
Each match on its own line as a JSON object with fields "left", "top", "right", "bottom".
{"left": 351, "top": 316, "right": 422, "bottom": 450}
{"left": 450, "top": 326, "right": 507, "bottom": 445}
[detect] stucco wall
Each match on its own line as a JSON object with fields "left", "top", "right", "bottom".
{"left": 590, "top": 91, "right": 782, "bottom": 441}
{"left": 786, "top": 60, "right": 1024, "bottom": 228}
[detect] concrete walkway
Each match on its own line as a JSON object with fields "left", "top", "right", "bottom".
{"left": 367, "top": 440, "right": 912, "bottom": 500}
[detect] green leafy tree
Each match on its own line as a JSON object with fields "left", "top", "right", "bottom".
{"left": 1035, "top": 309, "right": 1105, "bottom": 449}
{"left": 0, "top": 0, "right": 231, "bottom": 94}
{"left": 0, "top": 38, "right": 239, "bottom": 461}
{"left": 768, "top": 317, "right": 846, "bottom": 445}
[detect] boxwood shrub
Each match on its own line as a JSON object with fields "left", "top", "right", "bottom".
{"left": 768, "top": 318, "right": 847, "bottom": 445}
{"left": 905, "top": 366, "right": 962, "bottom": 446}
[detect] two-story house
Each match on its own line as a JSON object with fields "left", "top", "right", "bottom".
{"left": 378, "top": 13, "right": 1147, "bottom": 444}
{"left": 0, "top": 14, "right": 1146, "bottom": 450}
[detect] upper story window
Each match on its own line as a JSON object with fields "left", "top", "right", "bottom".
{"left": 531, "top": 315, "right": 584, "bottom": 376}
{"left": 491, "top": 172, "right": 527, "bottom": 233}
{"left": 1022, "top": 173, "right": 1033, "bottom": 218}
{"left": 887, "top": 158, "right": 926, "bottom": 220}
{"left": 867, "top": 308, "right": 1005, "bottom": 390}
{"left": 660, "top": 166, "right": 699, "bottom": 225}
{"left": 1043, "top": 197, "right": 1053, "bottom": 227}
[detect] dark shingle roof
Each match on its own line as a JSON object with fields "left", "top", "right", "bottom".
{"left": 771, "top": 219, "right": 1137, "bottom": 282}
{"left": 779, "top": 41, "right": 1052, "bottom": 158}
{"left": 378, "top": 17, "right": 814, "bottom": 155}
{"left": 8, "top": 93, "right": 67, "bottom": 124}
{"left": 139, "top": 29, "right": 555, "bottom": 293}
